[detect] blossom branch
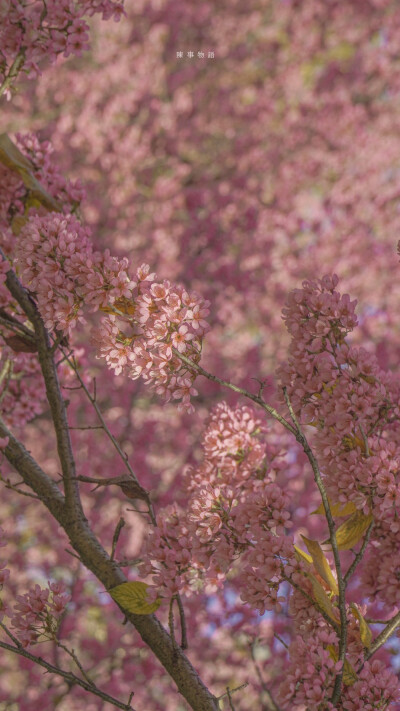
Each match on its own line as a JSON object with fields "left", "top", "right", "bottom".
{"left": 0, "top": 379, "right": 218, "bottom": 711}
{"left": 363, "top": 611, "right": 400, "bottom": 663}
{"left": 250, "top": 643, "right": 283, "bottom": 711}
{"left": 62, "top": 350, "right": 156, "bottom": 525}
{"left": 282, "top": 574, "right": 340, "bottom": 635}
{"left": 173, "top": 349, "right": 296, "bottom": 435}
{"left": 343, "top": 521, "right": 374, "bottom": 585}
{"left": 282, "top": 387, "right": 347, "bottom": 706}
{"left": 2, "top": 253, "right": 83, "bottom": 519}
{"left": 0, "top": 417, "right": 219, "bottom": 710}
{"left": 0, "top": 630, "right": 136, "bottom": 710}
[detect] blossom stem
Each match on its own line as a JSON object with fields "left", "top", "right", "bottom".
{"left": 363, "top": 611, "right": 400, "bottom": 664}
{"left": 282, "top": 388, "right": 347, "bottom": 706}
{"left": 173, "top": 349, "right": 296, "bottom": 435}
{"left": 343, "top": 521, "right": 374, "bottom": 585}
{"left": 62, "top": 349, "right": 157, "bottom": 526}
{"left": 0, "top": 631, "right": 135, "bottom": 709}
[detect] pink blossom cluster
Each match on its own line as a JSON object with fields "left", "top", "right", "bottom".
{"left": 14, "top": 210, "right": 209, "bottom": 412}
{"left": 0, "top": 0, "right": 125, "bottom": 97}
{"left": 0, "top": 351, "right": 46, "bottom": 428}
{"left": 361, "top": 519, "right": 400, "bottom": 609}
{"left": 0, "top": 133, "right": 85, "bottom": 231}
{"left": 278, "top": 275, "right": 400, "bottom": 523}
{"left": 0, "top": 250, "right": 47, "bottom": 428}
{"left": 278, "top": 629, "right": 399, "bottom": 710}
{"left": 13, "top": 132, "right": 86, "bottom": 208}
{"left": 16, "top": 211, "right": 133, "bottom": 332}
{"left": 140, "top": 403, "right": 294, "bottom": 611}
{"left": 8, "top": 581, "right": 70, "bottom": 648}
{"left": 92, "top": 267, "right": 210, "bottom": 413}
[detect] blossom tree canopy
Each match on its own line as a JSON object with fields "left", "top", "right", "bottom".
{"left": 1, "top": 1, "right": 400, "bottom": 710}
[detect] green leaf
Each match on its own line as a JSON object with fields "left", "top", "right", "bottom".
{"left": 306, "top": 573, "right": 340, "bottom": 625}
{"left": 334, "top": 511, "right": 373, "bottom": 550}
{"left": 0, "top": 133, "right": 61, "bottom": 212}
{"left": 300, "top": 535, "right": 339, "bottom": 596}
{"left": 109, "top": 581, "right": 161, "bottom": 615}
{"left": 312, "top": 500, "right": 357, "bottom": 517}
{"left": 327, "top": 645, "right": 358, "bottom": 686}
{"left": 350, "top": 603, "right": 373, "bottom": 649}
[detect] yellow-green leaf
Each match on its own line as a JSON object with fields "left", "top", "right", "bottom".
{"left": 0, "top": 133, "right": 61, "bottom": 212}
{"left": 301, "top": 535, "right": 339, "bottom": 596}
{"left": 327, "top": 645, "right": 358, "bottom": 686}
{"left": 350, "top": 603, "right": 372, "bottom": 649}
{"left": 294, "top": 544, "right": 313, "bottom": 566}
{"left": 334, "top": 511, "right": 373, "bottom": 550}
{"left": 306, "top": 573, "right": 340, "bottom": 625}
{"left": 312, "top": 500, "right": 357, "bottom": 517}
{"left": 109, "top": 581, "right": 161, "bottom": 615}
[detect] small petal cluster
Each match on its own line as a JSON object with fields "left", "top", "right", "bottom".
{"left": 278, "top": 275, "right": 400, "bottom": 523}
{"left": 92, "top": 266, "right": 210, "bottom": 413}
{"left": 8, "top": 581, "right": 70, "bottom": 648}
{"left": 361, "top": 520, "right": 400, "bottom": 608}
{"left": 0, "top": 352, "right": 46, "bottom": 428}
{"left": 16, "top": 211, "right": 136, "bottom": 333}
{"left": 0, "top": 1, "right": 125, "bottom": 97}
{"left": 278, "top": 629, "right": 399, "bottom": 710}
{"left": 278, "top": 631, "right": 341, "bottom": 709}
{"left": 14, "top": 205, "right": 209, "bottom": 412}
{"left": 140, "top": 403, "right": 294, "bottom": 611}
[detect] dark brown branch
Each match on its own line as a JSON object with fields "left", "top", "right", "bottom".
{"left": 2, "top": 253, "right": 83, "bottom": 519}
{"left": 0, "top": 261, "right": 219, "bottom": 711}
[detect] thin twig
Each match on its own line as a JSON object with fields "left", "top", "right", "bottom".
{"left": 343, "top": 521, "right": 374, "bottom": 585}
{"left": 226, "top": 686, "right": 235, "bottom": 711}
{"left": 250, "top": 643, "right": 283, "bottom": 711}
{"left": 2, "top": 253, "right": 83, "bottom": 519}
{"left": 173, "top": 349, "right": 296, "bottom": 436}
{"left": 115, "top": 558, "right": 142, "bottom": 568}
{"left": 168, "top": 597, "right": 176, "bottom": 646}
{"left": 217, "top": 683, "right": 248, "bottom": 702}
{"left": 176, "top": 593, "right": 188, "bottom": 650}
{"left": 64, "top": 548, "right": 83, "bottom": 562}
{"left": 57, "top": 642, "right": 94, "bottom": 687}
{"left": 274, "top": 633, "right": 289, "bottom": 651}
{"left": 0, "top": 636, "right": 135, "bottom": 709}
{"left": 358, "top": 424, "right": 370, "bottom": 457}
{"left": 61, "top": 351, "right": 156, "bottom": 526}
{"left": 4, "top": 480, "right": 40, "bottom": 500}
{"left": 363, "top": 611, "right": 400, "bottom": 664}
{"left": 282, "top": 388, "right": 347, "bottom": 706}
{"left": 111, "top": 517, "right": 125, "bottom": 562}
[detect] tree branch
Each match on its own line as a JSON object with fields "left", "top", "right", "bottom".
{"left": 282, "top": 388, "right": 347, "bottom": 706}
{"left": 2, "top": 253, "right": 83, "bottom": 519}
{"left": 173, "top": 349, "right": 296, "bottom": 435}
{"left": 0, "top": 633, "right": 136, "bottom": 710}
{"left": 363, "top": 611, "right": 400, "bottom": 664}
{"left": 0, "top": 261, "right": 219, "bottom": 711}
